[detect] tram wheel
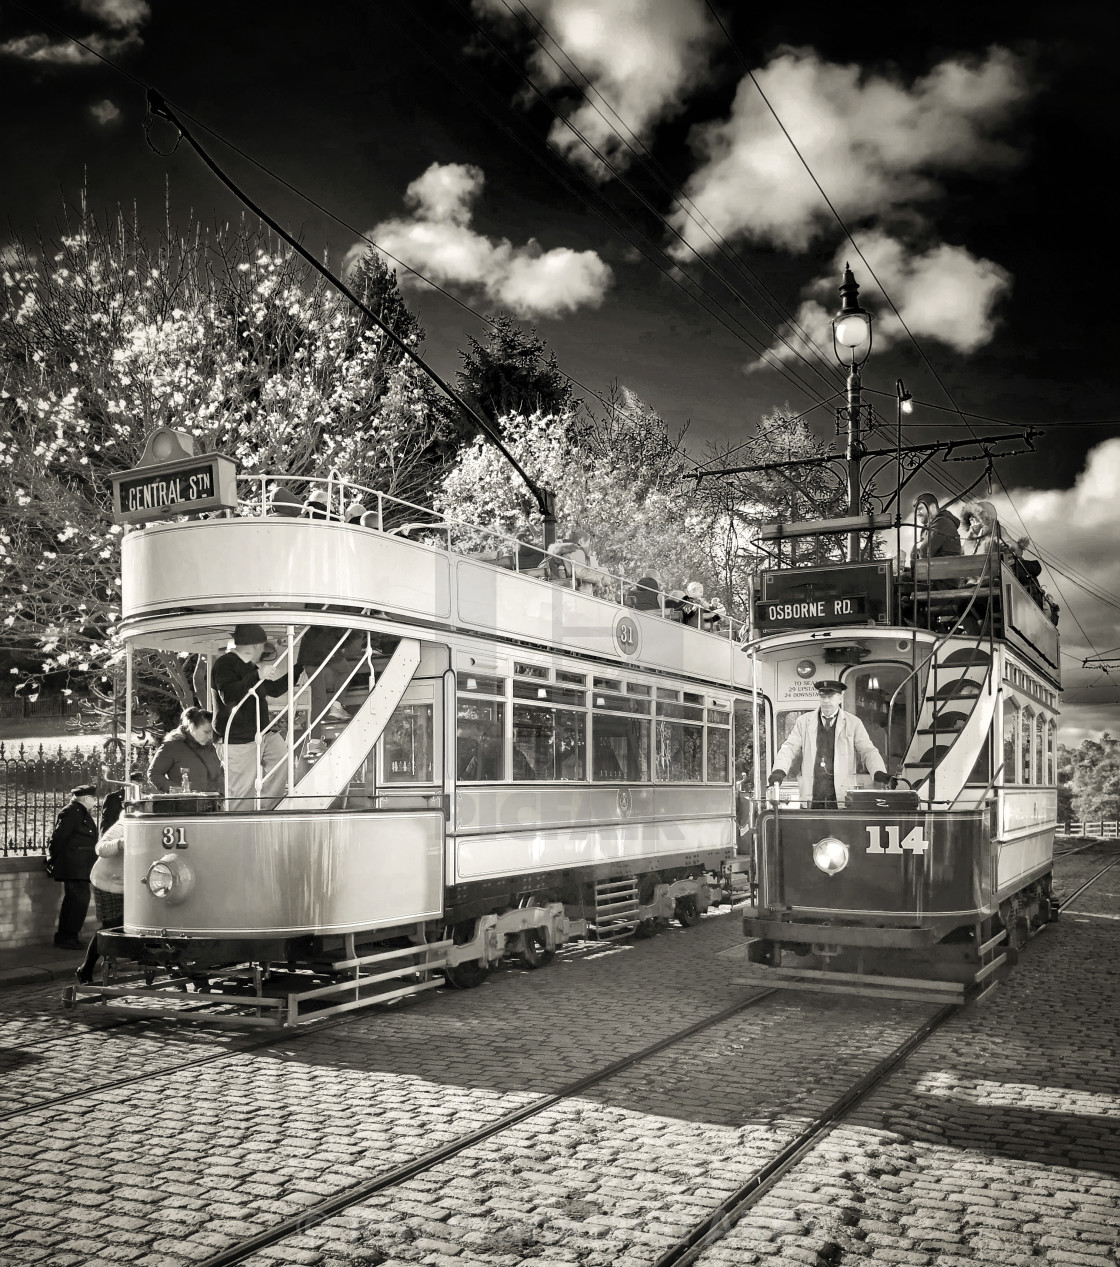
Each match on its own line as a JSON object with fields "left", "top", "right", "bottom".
{"left": 518, "top": 928, "right": 556, "bottom": 969}
{"left": 516, "top": 894, "right": 558, "bottom": 968}
{"left": 674, "top": 894, "right": 702, "bottom": 928}
{"left": 442, "top": 920, "right": 491, "bottom": 990}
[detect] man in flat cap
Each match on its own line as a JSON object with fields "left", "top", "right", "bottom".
{"left": 212, "top": 624, "right": 290, "bottom": 808}
{"left": 767, "top": 680, "right": 889, "bottom": 809}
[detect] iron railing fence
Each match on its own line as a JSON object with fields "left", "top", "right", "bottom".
{"left": 0, "top": 741, "right": 154, "bottom": 856}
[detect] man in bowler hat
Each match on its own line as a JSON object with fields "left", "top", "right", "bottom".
{"left": 767, "top": 680, "right": 889, "bottom": 809}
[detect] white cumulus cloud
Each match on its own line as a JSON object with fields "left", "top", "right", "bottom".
{"left": 672, "top": 45, "right": 1027, "bottom": 256}
{"left": 352, "top": 162, "right": 612, "bottom": 318}
{"left": 749, "top": 231, "right": 1011, "bottom": 370}
{"left": 473, "top": 0, "right": 717, "bottom": 179}
{"left": 992, "top": 439, "right": 1120, "bottom": 741}
{"left": 2, "top": 0, "right": 148, "bottom": 64}
{"left": 77, "top": 0, "right": 150, "bottom": 29}
{"left": 90, "top": 99, "right": 121, "bottom": 125}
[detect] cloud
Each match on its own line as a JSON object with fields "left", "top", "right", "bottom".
{"left": 1, "top": 0, "right": 148, "bottom": 64}
{"left": 351, "top": 162, "right": 612, "bottom": 317}
{"left": 90, "top": 99, "right": 121, "bottom": 125}
{"left": 994, "top": 440, "right": 1120, "bottom": 741}
{"left": 749, "top": 231, "right": 1011, "bottom": 370}
{"left": 473, "top": 0, "right": 717, "bottom": 179}
{"left": 76, "top": 0, "right": 150, "bottom": 28}
{"left": 671, "top": 45, "right": 1027, "bottom": 256}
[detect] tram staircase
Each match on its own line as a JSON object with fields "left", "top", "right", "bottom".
{"left": 898, "top": 641, "right": 997, "bottom": 805}
{"left": 276, "top": 637, "right": 421, "bottom": 812}
{"left": 591, "top": 878, "right": 641, "bottom": 940}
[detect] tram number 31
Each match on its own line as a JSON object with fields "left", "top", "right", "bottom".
{"left": 161, "top": 826, "right": 189, "bottom": 849}
{"left": 865, "top": 825, "right": 929, "bottom": 855}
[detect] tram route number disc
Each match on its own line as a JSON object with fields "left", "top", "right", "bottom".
{"left": 614, "top": 613, "right": 641, "bottom": 657}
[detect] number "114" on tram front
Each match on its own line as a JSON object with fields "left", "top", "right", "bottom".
{"left": 865, "top": 825, "right": 930, "bottom": 855}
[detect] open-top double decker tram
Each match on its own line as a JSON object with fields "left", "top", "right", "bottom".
{"left": 740, "top": 515, "right": 1061, "bottom": 1005}
{"left": 67, "top": 445, "right": 761, "bottom": 1027}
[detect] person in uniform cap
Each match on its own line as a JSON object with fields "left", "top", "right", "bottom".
{"left": 211, "top": 624, "right": 290, "bottom": 808}
{"left": 767, "top": 680, "right": 889, "bottom": 809}
{"left": 47, "top": 784, "right": 99, "bottom": 949}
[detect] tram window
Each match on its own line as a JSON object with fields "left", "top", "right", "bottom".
{"left": 1047, "top": 721, "right": 1056, "bottom": 784}
{"left": 593, "top": 691, "right": 650, "bottom": 714}
{"left": 594, "top": 677, "right": 623, "bottom": 692}
{"left": 656, "top": 687, "right": 681, "bottom": 701}
{"left": 683, "top": 691, "right": 704, "bottom": 705}
{"left": 847, "top": 666, "right": 911, "bottom": 768}
{"left": 512, "top": 704, "right": 586, "bottom": 781}
{"left": 1002, "top": 702, "right": 1019, "bottom": 784}
{"left": 514, "top": 662, "right": 549, "bottom": 680}
{"left": 556, "top": 670, "right": 586, "bottom": 686}
{"left": 383, "top": 703, "right": 434, "bottom": 783}
{"left": 656, "top": 720, "right": 703, "bottom": 782}
{"left": 1034, "top": 713, "right": 1045, "bottom": 784}
{"left": 777, "top": 710, "right": 812, "bottom": 749}
{"left": 457, "top": 672, "right": 505, "bottom": 696}
{"left": 658, "top": 701, "right": 705, "bottom": 722}
{"left": 592, "top": 714, "right": 649, "bottom": 781}
{"left": 625, "top": 682, "right": 651, "bottom": 696}
{"left": 1021, "top": 707, "right": 1034, "bottom": 785}
{"left": 512, "top": 681, "right": 586, "bottom": 707}
{"left": 707, "top": 707, "right": 730, "bottom": 724}
{"left": 706, "top": 726, "right": 730, "bottom": 783}
{"left": 457, "top": 700, "right": 505, "bottom": 781}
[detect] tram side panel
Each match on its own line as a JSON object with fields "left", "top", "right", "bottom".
{"left": 123, "top": 810, "right": 445, "bottom": 937}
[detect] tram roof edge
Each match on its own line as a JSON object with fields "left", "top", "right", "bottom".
{"left": 757, "top": 514, "right": 894, "bottom": 542}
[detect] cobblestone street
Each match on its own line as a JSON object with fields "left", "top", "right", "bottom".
{"left": 1, "top": 843, "right": 1117, "bottom": 1267}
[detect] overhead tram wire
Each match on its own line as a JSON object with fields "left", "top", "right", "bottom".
{"left": 492, "top": 0, "right": 841, "bottom": 384}
{"left": 444, "top": 0, "right": 841, "bottom": 401}
{"left": 702, "top": 0, "right": 1120, "bottom": 657}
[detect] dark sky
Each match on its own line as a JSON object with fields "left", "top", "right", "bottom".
{"left": 2, "top": 0, "right": 1118, "bottom": 739}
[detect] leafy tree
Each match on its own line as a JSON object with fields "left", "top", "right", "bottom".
{"left": 0, "top": 207, "right": 454, "bottom": 732}
{"left": 1059, "top": 735, "right": 1120, "bottom": 823}
{"left": 456, "top": 314, "right": 573, "bottom": 426}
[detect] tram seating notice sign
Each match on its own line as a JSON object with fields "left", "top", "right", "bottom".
{"left": 756, "top": 563, "right": 891, "bottom": 630}
{"left": 111, "top": 453, "right": 238, "bottom": 525}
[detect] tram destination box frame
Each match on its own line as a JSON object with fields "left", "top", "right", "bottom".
{"left": 756, "top": 562, "right": 893, "bottom": 631}
{"left": 111, "top": 452, "right": 238, "bottom": 525}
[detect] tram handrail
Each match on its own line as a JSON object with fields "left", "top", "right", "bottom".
{"left": 886, "top": 533, "right": 999, "bottom": 806}
{"left": 211, "top": 470, "right": 748, "bottom": 641}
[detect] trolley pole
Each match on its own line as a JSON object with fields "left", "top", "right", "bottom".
{"left": 845, "top": 365, "right": 863, "bottom": 562}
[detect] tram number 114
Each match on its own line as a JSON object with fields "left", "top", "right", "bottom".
{"left": 865, "top": 825, "right": 929, "bottom": 855}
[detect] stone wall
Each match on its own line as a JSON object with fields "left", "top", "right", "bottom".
{"left": 0, "top": 856, "right": 100, "bottom": 953}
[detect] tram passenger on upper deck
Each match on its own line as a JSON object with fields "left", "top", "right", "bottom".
{"left": 909, "top": 492, "right": 962, "bottom": 566}
{"left": 630, "top": 570, "right": 664, "bottom": 612}
{"left": 766, "top": 681, "right": 889, "bottom": 810}
{"left": 548, "top": 527, "right": 603, "bottom": 593}
{"left": 212, "top": 624, "right": 290, "bottom": 808}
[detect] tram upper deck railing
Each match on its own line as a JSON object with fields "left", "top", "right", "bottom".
{"left": 120, "top": 472, "right": 754, "bottom": 688}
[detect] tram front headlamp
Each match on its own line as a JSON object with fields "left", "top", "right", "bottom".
{"left": 812, "top": 835, "right": 850, "bottom": 875}
{"left": 144, "top": 855, "right": 195, "bottom": 904}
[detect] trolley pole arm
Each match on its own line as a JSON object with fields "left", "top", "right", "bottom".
{"left": 145, "top": 90, "right": 557, "bottom": 546}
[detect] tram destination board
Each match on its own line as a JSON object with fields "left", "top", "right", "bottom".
{"left": 756, "top": 563, "right": 892, "bottom": 630}
{"left": 111, "top": 453, "right": 238, "bottom": 524}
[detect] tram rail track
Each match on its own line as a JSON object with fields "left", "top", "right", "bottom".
{"left": 175, "top": 989, "right": 968, "bottom": 1267}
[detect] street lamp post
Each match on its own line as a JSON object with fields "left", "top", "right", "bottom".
{"left": 895, "top": 377, "right": 913, "bottom": 563}
{"left": 831, "top": 264, "right": 873, "bottom": 561}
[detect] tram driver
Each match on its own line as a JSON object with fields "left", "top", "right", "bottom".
{"left": 766, "top": 680, "right": 889, "bottom": 810}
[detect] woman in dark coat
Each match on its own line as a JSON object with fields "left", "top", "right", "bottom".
{"left": 47, "top": 784, "right": 99, "bottom": 949}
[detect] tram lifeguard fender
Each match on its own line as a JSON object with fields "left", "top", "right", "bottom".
{"left": 744, "top": 919, "right": 937, "bottom": 948}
